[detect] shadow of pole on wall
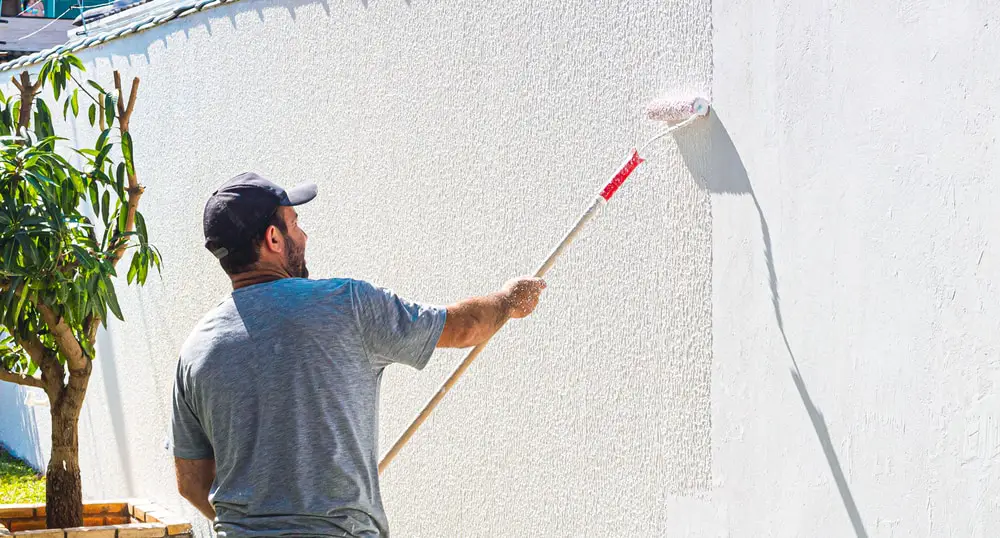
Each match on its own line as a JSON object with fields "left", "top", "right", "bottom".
{"left": 675, "top": 112, "right": 869, "bottom": 538}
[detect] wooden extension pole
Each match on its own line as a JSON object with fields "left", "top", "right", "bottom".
{"left": 378, "top": 150, "right": 647, "bottom": 474}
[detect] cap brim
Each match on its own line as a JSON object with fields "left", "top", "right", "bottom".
{"left": 282, "top": 183, "right": 318, "bottom": 206}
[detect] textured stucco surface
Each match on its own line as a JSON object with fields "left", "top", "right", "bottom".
{"left": 6, "top": 0, "right": 996, "bottom": 536}
{"left": 1, "top": 1, "right": 712, "bottom": 536}
{"left": 693, "top": 1, "right": 1000, "bottom": 536}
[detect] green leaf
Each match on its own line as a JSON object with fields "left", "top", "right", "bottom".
{"left": 116, "top": 163, "right": 126, "bottom": 193}
{"left": 12, "top": 282, "right": 30, "bottom": 321}
{"left": 71, "top": 89, "right": 79, "bottom": 117}
{"left": 117, "top": 202, "right": 129, "bottom": 233}
{"left": 88, "top": 80, "right": 106, "bottom": 94}
{"left": 101, "top": 190, "right": 110, "bottom": 224}
{"left": 38, "top": 61, "right": 52, "bottom": 85}
{"left": 89, "top": 181, "right": 100, "bottom": 216}
{"left": 70, "top": 245, "right": 94, "bottom": 269}
{"left": 88, "top": 103, "right": 96, "bottom": 127}
{"left": 33, "top": 100, "right": 54, "bottom": 143}
{"left": 95, "top": 128, "right": 111, "bottom": 150}
{"left": 53, "top": 69, "right": 64, "bottom": 101}
{"left": 63, "top": 98, "right": 71, "bottom": 120}
{"left": 15, "top": 234, "right": 38, "bottom": 265}
{"left": 66, "top": 54, "right": 85, "bottom": 71}
{"left": 104, "top": 94, "right": 115, "bottom": 128}
{"left": 94, "top": 144, "right": 112, "bottom": 169}
{"left": 149, "top": 245, "right": 163, "bottom": 271}
{"left": 1, "top": 278, "right": 21, "bottom": 322}
{"left": 2, "top": 242, "right": 16, "bottom": 275}
{"left": 0, "top": 104, "right": 12, "bottom": 134}
{"left": 121, "top": 132, "right": 135, "bottom": 178}
{"left": 103, "top": 278, "right": 123, "bottom": 321}
{"left": 138, "top": 251, "right": 148, "bottom": 282}
{"left": 69, "top": 170, "right": 85, "bottom": 193}
{"left": 23, "top": 170, "right": 54, "bottom": 194}
{"left": 127, "top": 251, "right": 139, "bottom": 284}
{"left": 97, "top": 289, "right": 108, "bottom": 326}
{"left": 135, "top": 211, "right": 147, "bottom": 247}
{"left": 114, "top": 164, "right": 125, "bottom": 199}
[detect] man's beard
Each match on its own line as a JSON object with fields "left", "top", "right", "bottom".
{"left": 285, "top": 236, "right": 309, "bottom": 279}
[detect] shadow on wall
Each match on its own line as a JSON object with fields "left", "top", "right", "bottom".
{"left": 121, "top": 0, "right": 344, "bottom": 65}
{"left": 96, "top": 327, "right": 137, "bottom": 497}
{"left": 0, "top": 382, "right": 43, "bottom": 471}
{"left": 675, "top": 112, "right": 870, "bottom": 538}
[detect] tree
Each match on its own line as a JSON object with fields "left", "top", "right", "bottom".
{"left": 0, "top": 54, "right": 160, "bottom": 529}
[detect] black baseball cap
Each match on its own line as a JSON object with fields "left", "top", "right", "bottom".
{"left": 203, "top": 172, "right": 317, "bottom": 259}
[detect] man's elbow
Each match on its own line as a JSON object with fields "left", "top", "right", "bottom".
{"left": 174, "top": 457, "right": 215, "bottom": 503}
{"left": 437, "top": 314, "right": 482, "bottom": 349}
{"left": 437, "top": 326, "right": 478, "bottom": 348}
{"left": 177, "top": 482, "right": 204, "bottom": 502}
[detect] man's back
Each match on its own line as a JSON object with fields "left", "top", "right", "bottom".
{"left": 173, "top": 278, "right": 445, "bottom": 537}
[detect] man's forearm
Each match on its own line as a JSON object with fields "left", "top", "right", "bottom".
{"left": 184, "top": 493, "right": 216, "bottom": 521}
{"left": 442, "top": 291, "right": 512, "bottom": 348}
{"left": 175, "top": 458, "right": 217, "bottom": 522}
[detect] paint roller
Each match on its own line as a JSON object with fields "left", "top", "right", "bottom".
{"left": 378, "top": 96, "right": 711, "bottom": 474}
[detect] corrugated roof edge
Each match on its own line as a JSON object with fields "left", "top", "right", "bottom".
{"left": 0, "top": 0, "right": 240, "bottom": 73}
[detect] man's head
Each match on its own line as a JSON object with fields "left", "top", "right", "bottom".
{"left": 203, "top": 172, "right": 316, "bottom": 278}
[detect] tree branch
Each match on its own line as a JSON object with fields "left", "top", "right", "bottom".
{"left": 113, "top": 72, "right": 140, "bottom": 140}
{"left": 113, "top": 72, "right": 125, "bottom": 120}
{"left": 13, "top": 71, "right": 38, "bottom": 134}
{"left": 110, "top": 71, "right": 143, "bottom": 268}
{"left": 0, "top": 366, "right": 44, "bottom": 389}
{"left": 11, "top": 330, "right": 64, "bottom": 399}
{"left": 67, "top": 72, "right": 99, "bottom": 106}
{"left": 124, "top": 78, "right": 138, "bottom": 128}
{"left": 60, "top": 359, "right": 92, "bottom": 420}
{"left": 13, "top": 331, "right": 44, "bottom": 360}
{"left": 0, "top": 282, "right": 63, "bottom": 376}
{"left": 36, "top": 302, "right": 88, "bottom": 372}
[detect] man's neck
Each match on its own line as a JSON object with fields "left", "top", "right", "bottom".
{"left": 230, "top": 266, "right": 293, "bottom": 290}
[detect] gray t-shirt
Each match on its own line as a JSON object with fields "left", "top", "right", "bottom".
{"left": 172, "top": 278, "right": 446, "bottom": 538}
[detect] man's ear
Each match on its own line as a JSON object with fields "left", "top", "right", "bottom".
{"left": 263, "top": 225, "right": 285, "bottom": 254}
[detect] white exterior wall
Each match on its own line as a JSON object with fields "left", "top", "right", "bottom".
{"left": 0, "top": 384, "right": 47, "bottom": 471}
{"left": 701, "top": 1, "right": 1000, "bottom": 536}
{"left": 0, "top": 0, "right": 997, "bottom": 536}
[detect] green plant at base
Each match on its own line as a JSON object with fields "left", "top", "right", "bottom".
{"left": 0, "top": 447, "right": 45, "bottom": 504}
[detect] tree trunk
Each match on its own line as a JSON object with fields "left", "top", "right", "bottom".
{"left": 46, "top": 407, "right": 83, "bottom": 529}
{"left": 45, "top": 365, "right": 90, "bottom": 530}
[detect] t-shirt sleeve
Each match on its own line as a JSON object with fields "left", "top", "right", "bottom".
{"left": 171, "top": 362, "right": 214, "bottom": 460}
{"left": 351, "top": 279, "right": 447, "bottom": 371}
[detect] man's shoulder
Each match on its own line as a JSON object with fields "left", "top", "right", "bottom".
{"left": 177, "top": 296, "right": 237, "bottom": 366}
{"left": 276, "top": 277, "right": 356, "bottom": 293}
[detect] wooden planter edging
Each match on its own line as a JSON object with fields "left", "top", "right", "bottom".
{"left": 0, "top": 500, "right": 191, "bottom": 538}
